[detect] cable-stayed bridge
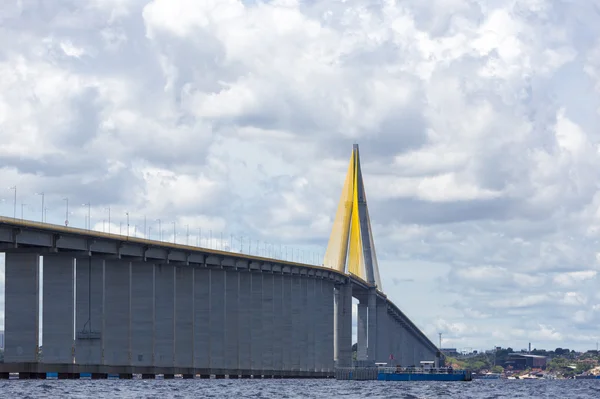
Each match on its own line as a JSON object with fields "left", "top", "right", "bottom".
{"left": 0, "top": 145, "right": 439, "bottom": 379}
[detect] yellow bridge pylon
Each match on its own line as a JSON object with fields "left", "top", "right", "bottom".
{"left": 324, "top": 144, "right": 382, "bottom": 289}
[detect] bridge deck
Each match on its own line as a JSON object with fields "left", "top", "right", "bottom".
{"left": 0, "top": 216, "right": 439, "bottom": 374}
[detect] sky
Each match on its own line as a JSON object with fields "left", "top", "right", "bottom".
{"left": 1, "top": 0, "right": 600, "bottom": 353}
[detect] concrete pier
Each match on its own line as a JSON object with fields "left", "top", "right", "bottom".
{"left": 290, "top": 275, "right": 302, "bottom": 371}
{"left": 131, "top": 262, "right": 155, "bottom": 366}
{"left": 104, "top": 260, "right": 131, "bottom": 366}
{"left": 356, "top": 303, "right": 368, "bottom": 362}
{"left": 237, "top": 272, "right": 252, "bottom": 371}
{"left": 5, "top": 252, "right": 40, "bottom": 363}
{"left": 42, "top": 254, "right": 74, "bottom": 364}
{"left": 367, "top": 290, "right": 377, "bottom": 363}
{"left": 282, "top": 274, "right": 293, "bottom": 372}
{"left": 334, "top": 283, "right": 352, "bottom": 367}
{"left": 75, "top": 257, "right": 104, "bottom": 365}
{"left": 272, "top": 274, "right": 284, "bottom": 372}
{"left": 210, "top": 269, "right": 225, "bottom": 369}
{"left": 175, "top": 266, "right": 194, "bottom": 368}
{"left": 224, "top": 271, "right": 239, "bottom": 371}
{"left": 194, "top": 268, "right": 210, "bottom": 369}
{"left": 154, "top": 264, "right": 175, "bottom": 367}
{"left": 250, "top": 272, "right": 263, "bottom": 373}
{"left": 261, "top": 273, "right": 274, "bottom": 373}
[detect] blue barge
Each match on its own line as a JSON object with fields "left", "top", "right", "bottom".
{"left": 335, "top": 366, "right": 472, "bottom": 381}
{"left": 377, "top": 366, "right": 472, "bottom": 381}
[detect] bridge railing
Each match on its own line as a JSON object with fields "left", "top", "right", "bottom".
{"left": 378, "top": 367, "right": 464, "bottom": 375}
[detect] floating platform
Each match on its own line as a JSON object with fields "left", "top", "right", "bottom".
{"left": 336, "top": 367, "right": 472, "bottom": 381}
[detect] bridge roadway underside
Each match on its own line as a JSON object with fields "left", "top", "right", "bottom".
{"left": 2, "top": 250, "right": 336, "bottom": 378}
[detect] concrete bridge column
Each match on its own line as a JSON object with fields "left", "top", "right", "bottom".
{"left": 281, "top": 274, "right": 293, "bottom": 371}
{"left": 290, "top": 275, "right": 302, "bottom": 372}
{"left": 356, "top": 302, "right": 368, "bottom": 362}
{"left": 389, "top": 315, "right": 397, "bottom": 365}
{"left": 193, "top": 267, "right": 210, "bottom": 369}
{"left": 334, "top": 282, "right": 352, "bottom": 367}
{"left": 313, "top": 279, "right": 324, "bottom": 372}
{"left": 103, "top": 260, "right": 131, "bottom": 366}
{"left": 42, "top": 254, "right": 75, "bottom": 364}
{"left": 299, "top": 276, "right": 308, "bottom": 371}
{"left": 210, "top": 269, "right": 226, "bottom": 370}
{"left": 75, "top": 257, "right": 104, "bottom": 365}
{"left": 131, "top": 262, "right": 154, "bottom": 366}
{"left": 393, "top": 320, "right": 402, "bottom": 366}
{"left": 262, "top": 273, "right": 274, "bottom": 374}
{"left": 323, "top": 280, "right": 335, "bottom": 372}
{"left": 272, "top": 274, "right": 284, "bottom": 372}
{"left": 306, "top": 278, "right": 316, "bottom": 372}
{"left": 154, "top": 263, "right": 175, "bottom": 367}
{"left": 402, "top": 327, "right": 411, "bottom": 366}
{"left": 237, "top": 271, "right": 251, "bottom": 371}
{"left": 376, "top": 299, "right": 388, "bottom": 363}
{"left": 5, "top": 252, "right": 40, "bottom": 363}
{"left": 367, "top": 289, "right": 377, "bottom": 362}
{"left": 225, "top": 270, "right": 239, "bottom": 371}
{"left": 175, "top": 266, "right": 194, "bottom": 368}
{"left": 250, "top": 272, "right": 263, "bottom": 374}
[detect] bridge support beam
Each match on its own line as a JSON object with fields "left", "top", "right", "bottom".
{"left": 367, "top": 289, "right": 377, "bottom": 362}
{"left": 75, "top": 257, "right": 104, "bottom": 365}
{"left": 376, "top": 298, "right": 389, "bottom": 363}
{"left": 131, "top": 262, "right": 154, "bottom": 366}
{"left": 42, "top": 254, "right": 75, "bottom": 364}
{"left": 323, "top": 280, "right": 335, "bottom": 373}
{"left": 250, "top": 272, "right": 263, "bottom": 374}
{"left": 272, "top": 274, "right": 284, "bottom": 372}
{"left": 262, "top": 273, "right": 274, "bottom": 373}
{"left": 210, "top": 269, "right": 226, "bottom": 369}
{"left": 225, "top": 270, "right": 239, "bottom": 371}
{"left": 154, "top": 264, "right": 175, "bottom": 367}
{"left": 237, "top": 271, "right": 251, "bottom": 371}
{"left": 282, "top": 274, "right": 293, "bottom": 372}
{"left": 175, "top": 266, "right": 194, "bottom": 368}
{"left": 334, "top": 282, "right": 352, "bottom": 367}
{"left": 356, "top": 303, "right": 368, "bottom": 362}
{"left": 104, "top": 260, "right": 131, "bottom": 366}
{"left": 5, "top": 252, "right": 40, "bottom": 363}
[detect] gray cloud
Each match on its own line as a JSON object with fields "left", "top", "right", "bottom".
{"left": 1, "top": 0, "right": 600, "bottom": 351}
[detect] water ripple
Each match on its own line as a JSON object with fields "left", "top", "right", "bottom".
{"left": 2, "top": 379, "right": 600, "bottom": 398}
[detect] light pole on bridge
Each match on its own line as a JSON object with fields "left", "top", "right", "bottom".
{"left": 172, "top": 221, "right": 176, "bottom": 244}
{"left": 82, "top": 202, "right": 91, "bottom": 230}
{"left": 63, "top": 197, "right": 69, "bottom": 226}
{"left": 20, "top": 203, "right": 27, "bottom": 220}
{"left": 105, "top": 207, "right": 111, "bottom": 234}
{"left": 8, "top": 186, "right": 17, "bottom": 219}
{"left": 126, "top": 212, "right": 130, "bottom": 236}
{"left": 186, "top": 224, "right": 189, "bottom": 245}
{"left": 35, "top": 192, "right": 44, "bottom": 223}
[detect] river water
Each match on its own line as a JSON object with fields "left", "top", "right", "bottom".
{"left": 2, "top": 379, "right": 600, "bottom": 398}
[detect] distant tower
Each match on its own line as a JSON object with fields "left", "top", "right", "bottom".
{"left": 528, "top": 342, "right": 531, "bottom": 353}
{"left": 323, "top": 144, "right": 382, "bottom": 289}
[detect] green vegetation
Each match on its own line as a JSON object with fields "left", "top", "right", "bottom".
{"left": 442, "top": 347, "right": 600, "bottom": 378}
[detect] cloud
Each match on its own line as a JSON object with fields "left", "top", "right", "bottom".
{"left": 1, "top": 0, "right": 600, "bottom": 352}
